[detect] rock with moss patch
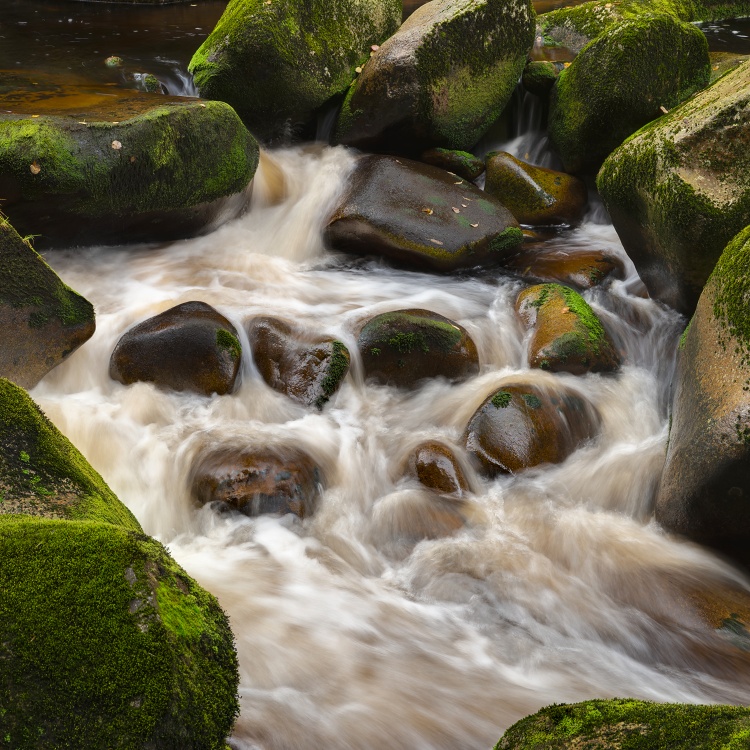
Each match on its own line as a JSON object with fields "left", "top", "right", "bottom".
{"left": 506, "top": 246, "right": 623, "bottom": 290}
{"left": 324, "top": 155, "right": 523, "bottom": 272}
{"left": 248, "top": 316, "right": 350, "bottom": 410}
{"left": 485, "top": 151, "right": 588, "bottom": 225}
{"left": 464, "top": 380, "right": 599, "bottom": 475}
{"left": 358, "top": 309, "right": 479, "bottom": 388}
{"left": 656, "top": 226, "right": 750, "bottom": 566}
{"left": 334, "top": 0, "right": 535, "bottom": 153}
{"left": 515, "top": 283, "right": 620, "bottom": 374}
{"left": 548, "top": 13, "right": 710, "bottom": 174}
{"left": 597, "top": 60, "right": 750, "bottom": 314}
{"left": 192, "top": 445, "right": 323, "bottom": 518}
{"left": 110, "top": 301, "right": 241, "bottom": 396}
{"left": 495, "top": 699, "right": 750, "bottom": 749}
{"left": 0, "top": 219, "right": 94, "bottom": 388}
{"left": 188, "top": 0, "right": 401, "bottom": 142}
{"left": 0, "top": 515, "right": 238, "bottom": 748}
{"left": 522, "top": 60, "right": 560, "bottom": 96}
{"left": 419, "top": 148, "right": 485, "bottom": 180}
{"left": 405, "top": 440, "right": 470, "bottom": 497}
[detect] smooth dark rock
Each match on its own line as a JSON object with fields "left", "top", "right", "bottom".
{"left": 419, "top": 148, "right": 485, "bottom": 181}
{"left": 406, "top": 441, "right": 470, "bottom": 498}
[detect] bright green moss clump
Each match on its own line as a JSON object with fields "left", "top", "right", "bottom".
{"left": 215, "top": 328, "right": 242, "bottom": 360}
{"left": 314, "top": 340, "right": 351, "bottom": 410}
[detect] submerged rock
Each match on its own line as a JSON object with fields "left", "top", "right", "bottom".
{"left": 324, "top": 155, "right": 523, "bottom": 272}
{"left": 597, "top": 60, "right": 750, "bottom": 314}
{"left": 110, "top": 301, "right": 242, "bottom": 396}
{"left": 515, "top": 283, "right": 620, "bottom": 374}
{"left": 405, "top": 440, "right": 470, "bottom": 498}
{"left": 0, "top": 218, "right": 94, "bottom": 389}
{"left": 189, "top": 0, "right": 401, "bottom": 142}
{"left": 419, "top": 148, "right": 485, "bottom": 181}
{"left": 358, "top": 309, "right": 479, "bottom": 388}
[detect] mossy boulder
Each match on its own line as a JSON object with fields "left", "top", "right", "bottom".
{"left": 0, "top": 99, "right": 258, "bottom": 247}
{"left": 464, "top": 380, "right": 599, "bottom": 475}
{"left": 548, "top": 13, "right": 710, "bottom": 174}
{"left": 656, "top": 226, "right": 750, "bottom": 565}
{"left": 0, "top": 515, "right": 238, "bottom": 749}
{"left": 109, "top": 301, "right": 242, "bottom": 396}
{"left": 522, "top": 60, "right": 560, "bottom": 96}
{"left": 0, "top": 378, "right": 140, "bottom": 529}
{"left": 597, "top": 60, "right": 750, "bottom": 314}
{"left": 0, "top": 218, "right": 94, "bottom": 388}
{"left": 188, "top": 0, "right": 401, "bottom": 142}
{"left": 247, "top": 316, "right": 350, "bottom": 410}
{"left": 485, "top": 151, "right": 588, "bottom": 225}
{"left": 358, "top": 309, "right": 479, "bottom": 388}
{"left": 333, "top": 0, "right": 535, "bottom": 153}
{"left": 515, "top": 283, "right": 620, "bottom": 374}
{"left": 324, "top": 155, "right": 523, "bottom": 272}
{"left": 419, "top": 148, "right": 485, "bottom": 181}
{"left": 495, "top": 699, "right": 750, "bottom": 749}
{"left": 405, "top": 440, "right": 470, "bottom": 498}
{"left": 191, "top": 445, "right": 323, "bottom": 518}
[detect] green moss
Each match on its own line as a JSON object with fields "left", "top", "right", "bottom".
{"left": 489, "top": 226, "right": 525, "bottom": 253}
{"left": 678, "top": 317, "right": 693, "bottom": 350}
{"left": 215, "top": 328, "right": 241, "bottom": 360}
{"left": 522, "top": 393, "right": 542, "bottom": 409}
{"left": 314, "top": 340, "right": 351, "bottom": 410}
{"left": 389, "top": 331, "right": 430, "bottom": 354}
{"left": 491, "top": 390, "right": 512, "bottom": 408}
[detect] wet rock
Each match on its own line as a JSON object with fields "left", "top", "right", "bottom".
{"left": 192, "top": 446, "right": 323, "bottom": 518}
{"left": 597, "top": 60, "right": 750, "bottom": 314}
{"left": 406, "top": 441, "right": 470, "bottom": 498}
{"left": 189, "top": 0, "right": 401, "bottom": 142}
{"left": 419, "top": 148, "right": 485, "bottom": 181}
{"left": 334, "top": 0, "right": 535, "bottom": 153}
{"left": 656, "top": 227, "right": 750, "bottom": 566}
{"left": 109, "top": 301, "right": 241, "bottom": 396}
{"left": 0, "top": 219, "right": 94, "bottom": 389}
{"left": 549, "top": 13, "right": 710, "bottom": 173}
{"left": 686, "top": 581, "right": 750, "bottom": 653}
{"left": 522, "top": 60, "right": 560, "bottom": 96}
{"left": 247, "top": 316, "right": 350, "bottom": 410}
{"left": 463, "top": 380, "right": 599, "bottom": 475}
{"left": 324, "top": 155, "right": 523, "bottom": 272}
{"left": 485, "top": 152, "right": 588, "bottom": 225}
{"left": 358, "top": 309, "right": 479, "bottom": 388}
{"left": 515, "top": 283, "right": 620, "bottom": 374}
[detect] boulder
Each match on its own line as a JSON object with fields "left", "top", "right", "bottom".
{"left": 358, "top": 309, "right": 479, "bottom": 388}
{"left": 0, "top": 218, "right": 94, "bottom": 388}
{"left": 463, "top": 380, "right": 599, "bottom": 475}
{"left": 597, "top": 60, "right": 750, "bottom": 314}
{"left": 548, "top": 13, "right": 710, "bottom": 174}
{"left": 656, "top": 227, "right": 750, "bottom": 564}
{"left": 515, "top": 283, "right": 620, "bottom": 374}
{"left": 405, "top": 440, "right": 470, "bottom": 497}
{"left": 324, "top": 155, "right": 523, "bottom": 272}
{"left": 419, "top": 148, "right": 485, "bottom": 181}
{"left": 334, "top": 0, "right": 535, "bottom": 153}
{"left": 110, "top": 301, "right": 242, "bottom": 396}
{"left": 189, "top": 0, "right": 401, "bottom": 142}
{"left": 192, "top": 445, "right": 323, "bottom": 518}
{"left": 248, "top": 317, "right": 350, "bottom": 410}
{"left": 484, "top": 151, "right": 587, "bottom": 225}
{"left": 522, "top": 60, "right": 560, "bottom": 96}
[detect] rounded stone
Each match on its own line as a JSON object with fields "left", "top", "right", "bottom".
{"left": 419, "top": 148, "right": 485, "bottom": 181}
{"left": 406, "top": 441, "right": 470, "bottom": 498}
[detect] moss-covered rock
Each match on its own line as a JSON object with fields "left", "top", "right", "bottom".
{"left": 0, "top": 515, "right": 238, "bottom": 749}
{"left": 405, "top": 440, "right": 470, "bottom": 498}
{"left": 110, "top": 301, "right": 242, "bottom": 397}
{"left": 324, "top": 154, "right": 523, "bottom": 272}
{"left": 522, "top": 60, "right": 561, "bottom": 96}
{"left": 419, "top": 147, "right": 485, "bottom": 180}
{"left": 597, "top": 60, "right": 750, "bottom": 314}
{"left": 0, "top": 218, "right": 94, "bottom": 388}
{"left": 485, "top": 151, "right": 588, "bottom": 225}
{"left": 188, "top": 0, "right": 401, "bottom": 142}
{"left": 358, "top": 309, "right": 479, "bottom": 388}
{"left": 247, "top": 316, "right": 350, "bottom": 410}
{"left": 0, "top": 99, "right": 258, "bottom": 247}
{"left": 656, "top": 226, "right": 750, "bottom": 565}
{"left": 495, "top": 699, "right": 750, "bottom": 749}
{"left": 333, "top": 0, "right": 536, "bottom": 153}
{"left": 548, "top": 13, "right": 710, "bottom": 174}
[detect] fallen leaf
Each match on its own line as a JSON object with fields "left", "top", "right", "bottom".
{"left": 111, "top": 140, "right": 122, "bottom": 150}
{"left": 429, "top": 239, "right": 443, "bottom": 245}
{"left": 462, "top": 197, "right": 473, "bottom": 202}
{"left": 461, "top": 203, "right": 468, "bottom": 208}
{"left": 29, "top": 161, "right": 41, "bottom": 175}
{"left": 454, "top": 181, "right": 462, "bottom": 185}
{"left": 199, "top": 103, "right": 207, "bottom": 107}
{"left": 563, "top": 62, "right": 571, "bottom": 68}
{"left": 31, "top": 115, "right": 39, "bottom": 118}
{"left": 355, "top": 66, "right": 362, "bottom": 74}
{"left": 561, "top": 306, "right": 570, "bottom": 314}
{"left": 112, "top": 121, "right": 119, "bottom": 125}
{"left": 421, "top": 207, "right": 433, "bottom": 215}
{"left": 130, "top": 156, "right": 136, "bottom": 163}
{"left": 470, "top": 223, "right": 478, "bottom": 228}
{"left": 451, "top": 207, "right": 460, "bottom": 213}
{"left": 659, "top": 105, "right": 669, "bottom": 114}
{"left": 371, "top": 44, "right": 379, "bottom": 51}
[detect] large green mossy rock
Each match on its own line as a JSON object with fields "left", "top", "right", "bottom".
{"left": 597, "top": 61, "right": 750, "bottom": 314}
{"left": 548, "top": 13, "right": 710, "bottom": 174}
{"left": 0, "top": 219, "right": 94, "bottom": 388}
{"left": 0, "top": 378, "right": 140, "bottom": 528}
{"left": 188, "top": 0, "right": 401, "bottom": 142}
{"left": 495, "top": 699, "right": 750, "bottom": 748}
{"left": 0, "top": 515, "right": 238, "bottom": 749}
{"left": 334, "top": 0, "right": 535, "bottom": 153}
{"left": 656, "top": 227, "right": 750, "bottom": 565}
{"left": 0, "top": 99, "right": 258, "bottom": 247}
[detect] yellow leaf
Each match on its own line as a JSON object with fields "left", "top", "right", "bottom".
{"left": 29, "top": 161, "right": 41, "bottom": 175}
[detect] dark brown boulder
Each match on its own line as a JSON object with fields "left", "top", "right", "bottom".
{"left": 419, "top": 148, "right": 485, "bottom": 181}
{"left": 191, "top": 445, "right": 323, "bottom": 518}
{"left": 463, "top": 381, "right": 600, "bottom": 475}
{"left": 358, "top": 309, "right": 479, "bottom": 388}
{"left": 109, "top": 301, "right": 241, "bottom": 396}
{"left": 324, "top": 155, "right": 523, "bottom": 272}
{"left": 247, "top": 317, "right": 350, "bottom": 410}
{"left": 406, "top": 441, "right": 470, "bottom": 498}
